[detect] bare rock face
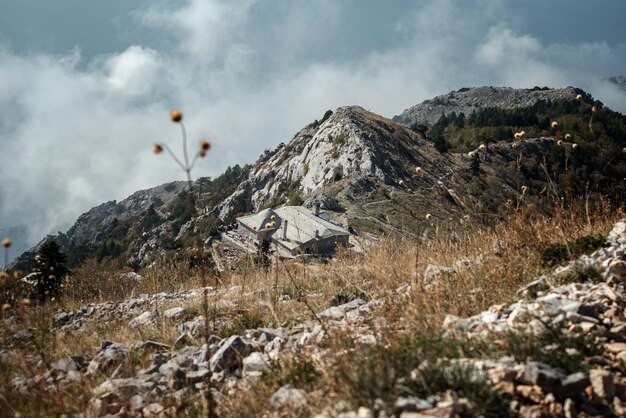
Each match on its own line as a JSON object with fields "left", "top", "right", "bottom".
{"left": 216, "top": 106, "right": 421, "bottom": 218}
{"left": 215, "top": 105, "right": 525, "bottom": 237}
{"left": 393, "top": 86, "right": 581, "bottom": 126}
{"left": 65, "top": 182, "right": 187, "bottom": 245}
{"left": 10, "top": 181, "right": 187, "bottom": 271}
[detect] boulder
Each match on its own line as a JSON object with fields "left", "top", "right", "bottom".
{"left": 210, "top": 335, "right": 253, "bottom": 373}
{"left": 164, "top": 307, "right": 186, "bottom": 320}
{"left": 423, "top": 264, "right": 455, "bottom": 288}
{"left": 243, "top": 352, "right": 268, "bottom": 374}
{"left": 590, "top": 369, "right": 614, "bottom": 398}
{"left": 559, "top": 372, "right": 589, "bottom": 399}
{"left": 53, "top": 312, "right": 70, "bottom": 327}
{"left": 13, "top": 329, "right": 34, "bottom": 341}
{"left": 128, "top": 311, "right": 157, "bottom": 328}
{"left": 132, "top": 340, "right": 171, "bottom": 353}
{"left": 86, "top": 341, "right": 128, "bottom": 376}
{"left": 522, "top": 362, "right": 564, "bottom": 392}
{"left": 270, "top": 385, "right": 308, "bottom": 410}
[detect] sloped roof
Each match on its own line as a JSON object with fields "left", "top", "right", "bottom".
{"left": 237, "top": 208, "right": 281, "bottom": 231}
{"left": 237, "top": 205, "right": 350, "bottom": 250}
{"left": 274, "top": 206, "right": 349, "bottom": 240}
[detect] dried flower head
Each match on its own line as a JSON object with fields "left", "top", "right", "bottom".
{"left": 152, "top": 144, "right": 163, "bottom": 154}
{"left": 170, "top": 109, "right": 183, "bottom": 122}
{"left": 34, "top": 255, "right": 41, "bottom": 262}
{"left": 265, "top": 223, "right": 273, "bottom": 229}
{"left": 565, "top": 133, "right": 571, "bottom": 140}
{"left": 13, "top": 271, "right": 22, "bottom": 279}
{"left": 512, "top": 142, "right": 519, "bottom": 148}
{"left": 425, "top": 213, "right": 432, "bottom": 220}
{"left": 2, "top": 303, "right": 10, "bottom": 312}
{"left": 557, "top": 139, "right": 563, "bottom": 146}
{"left": 415, "top": 167, "right": 422, "bottom": 174}
{"left": 437, "top": 180, "right": 444, "bottom": 186}
{"left": 592, "top": 106, "right": 597, "bottom": 113}
{"left": 2, "top": 238, "right": 11, "bottom": 248}
{"left": 20, "top": 298, "right": 30, "bottom": 306}
{"left": 478, "top": 144, "right": 486, "bottom": 150}
{"left": 271, "top": 215, "right": 276, "bottom": 220}
{"left": 572, "top": 143, "right": 578, "bottom": 149}
{"left": 576, "top": 94, "right": 582, "bottom": 100}
{"left": 623, "top": 147, "right": 626, "bottom": 154}
{"left": 199, "top": 150, "right": 207, "bottom": 158}
{"left": 514, "top": 132, "right": 522, "bottom": 140}
{"left": 252, "top": 226, "right": 257, "bottom": 231}
{"left": 521, "top": 185, "right": 528, "bottom": 193}
{"left": 199, "top": 140, "right": 211, "bottom": 151}
{"left": 398, "top": 180, "right": 404, "bottom": 186}
{"left": 551, "top": 121, "right": 559, "bottom": 129}
{"left": 0, "top": 271, "right": 9, "bottom": 280}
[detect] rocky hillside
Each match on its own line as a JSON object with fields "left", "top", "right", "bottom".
{"left": 214, "top": 91, "right": 625, "bottom": 237}
{"left": 215, "top": 105, "right": 485, "bottom": 234}
{"left": 4, "top": 218, "right": 626, "bottom": 416}
{"left": 392, "top": 86, "right": 582, "bottom": 127}
{"left": 11, "top": 86, "right": 626, "bottom": 272}
{"left": 9, "top": 181, "right": 188, "bottom": 270}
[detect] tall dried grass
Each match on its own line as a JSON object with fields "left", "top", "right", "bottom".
{"left": 0, "top": 198, "right": 620, "bottom": 415}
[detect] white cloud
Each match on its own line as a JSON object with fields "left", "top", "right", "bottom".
{"left": 105, "top": 45, "right": 161, "bottom": 96}
{"left": 476, "top": 26, "right": 543, "bottom": 65}
{"left": 0, "top": 0, "right": 625, "bottom": 247}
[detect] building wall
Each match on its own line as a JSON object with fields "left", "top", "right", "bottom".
{"left": 239, "top": 224, "right": 278, "bottom": 242}
{"left": 299, "top": 235, "right": 349, "bottom": 255}
{"left": 238, "top": 224, "right": 259, "bottom": 241}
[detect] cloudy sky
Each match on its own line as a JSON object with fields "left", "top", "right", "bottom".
{"left": 1, "top": 0, "right": 625, "bottom": 249}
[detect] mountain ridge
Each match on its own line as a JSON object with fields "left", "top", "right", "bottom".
{"left": 393, "top": 85, "right": 584, "bottom": 127}
{"left": 10, "top": 85, "right": 626, "bottom": 271}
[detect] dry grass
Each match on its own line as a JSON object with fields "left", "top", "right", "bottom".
{"left": 0, "top": 199, "right": 621, "bottom": 415}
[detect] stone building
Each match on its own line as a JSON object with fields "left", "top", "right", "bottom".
{"left": 236, "top": 205, "right": 350, "bottom": 256}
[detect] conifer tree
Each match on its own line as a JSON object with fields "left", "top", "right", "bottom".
{"left": 33, "top": 241, "right": 69, "bottom": 301}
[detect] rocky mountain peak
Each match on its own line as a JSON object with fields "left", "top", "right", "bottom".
{"left": 215, "top": 105, "right": 438, "bottom": 219}
{"left": 393, "top": 86, "right": 582, "bottom": 127}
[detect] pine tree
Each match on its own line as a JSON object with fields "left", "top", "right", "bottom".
{"left": 33, "top": 240, "right": 69, "bottom": 301}
{"left": 254, "top": 239, "right": 273, "bottom": 270}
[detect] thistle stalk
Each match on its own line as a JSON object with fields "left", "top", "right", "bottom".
{"left": 153, "top": 110, "right": 217, "bottom": 417}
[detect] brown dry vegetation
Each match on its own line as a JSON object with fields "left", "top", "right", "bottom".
{"left": 0, "top": 198, "right": 621, "bottom": 416}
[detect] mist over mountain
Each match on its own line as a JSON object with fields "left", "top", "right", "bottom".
{"left": 608, "top": 75, "right": 626, "bottom": 93}
{"left": 10, "top": 85, "right": 626, "bottom": 272}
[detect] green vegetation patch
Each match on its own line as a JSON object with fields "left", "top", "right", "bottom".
{"left": 540, "top": 234, "right": 606, "bottom": 267}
